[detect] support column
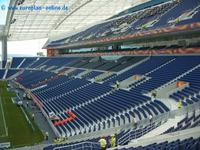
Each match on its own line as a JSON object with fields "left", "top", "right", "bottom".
{"left": 1, "top": 36, "right": 7, "bottom": 68}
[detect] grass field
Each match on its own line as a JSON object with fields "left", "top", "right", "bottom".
{"left": 0, "top": 81, "right": 44, "bottom": 148}
{"left": 0, "top": 96, "right": 7, "bottom": 138}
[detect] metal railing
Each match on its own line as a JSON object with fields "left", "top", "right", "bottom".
{"left": 117, "top": 101, "right": 200, "bottom": 146}
{"left": 118, "top": 121, "right": 161, "bottom": 145}
{"left": 53, "top": 142, "right": 100, "bottom": 150}
{"left": 65, "top": 102, "right": 200, "bottom": 145}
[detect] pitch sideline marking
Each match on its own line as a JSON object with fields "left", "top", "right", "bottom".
{"left": 0, "top": 97, "right": 8, "bottom": 137}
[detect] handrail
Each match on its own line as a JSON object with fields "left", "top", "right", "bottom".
{"left": 118, "top": 121, "right": 160, "bottom": 145}
{"left": 65, "top": 102, "right": 200, "bottom": 144}
{"left": 117, "top": 101, "right": 200, "bottom": 145}
{"left": 53, "top": 141, "right": 100, "bottom": 150}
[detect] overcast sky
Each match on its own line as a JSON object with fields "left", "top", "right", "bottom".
{"left": 7, "top": 39, "right": 48, "bottom": 57}
{"left": 0, "top": 39, "right": 47, "bottom": 58}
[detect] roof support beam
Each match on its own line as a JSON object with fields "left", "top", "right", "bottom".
{"left": 54, "top": 0, "right": 93, "bottom": 30}
{"left": 1, "top": 36, "right": 7, "bottom": 68}
{"left": 4, "top": 0, "right": 18, "bottom": 37}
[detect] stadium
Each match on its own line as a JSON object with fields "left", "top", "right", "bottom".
{"left": 0, "top": 0, "right": 200, "bottom": 149}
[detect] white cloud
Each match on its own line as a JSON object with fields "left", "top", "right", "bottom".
{"left": 7, "top": 38, "right": 48, "bottom": 57}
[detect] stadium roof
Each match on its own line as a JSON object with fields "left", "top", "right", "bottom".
{"left": 0, "top": 26, "right": 5, "bottom": 37}
{"left": 5, "top": 0, "right": 147, "bottom": 41}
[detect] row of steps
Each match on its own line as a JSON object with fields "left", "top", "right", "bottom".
{"left": 136, "top": 115, "right": 185, "bottom": 140}
{"left": 94, "top": 71, "right": 114, "bottom": 82}
{"left": 76, "top": 70, "right": 92, "bottom": 78}
{"left": 112, "top": 126, "right": 200, "bottom": 150}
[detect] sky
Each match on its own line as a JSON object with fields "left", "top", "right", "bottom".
{"left": 7, "top": 39, "right": 48, "bottom": 57}
{"left": 0, "top": 0, "right": 10, "bottom": 25}
{"left": 0, "top": 39, "right": 47, "bottom": 59}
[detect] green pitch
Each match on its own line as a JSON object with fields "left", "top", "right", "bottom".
{"left": 0, "top": 81, "right": 44, "bottom": 148}
{"left": 0, "top": 81, "right": 8, "bottom": 138}
{"left": 0, "top": 96, "right": 7, "bottom": 138}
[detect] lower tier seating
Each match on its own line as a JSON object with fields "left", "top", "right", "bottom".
{"left": 13, "top": 55, "right": 200, "bottom": 137}
{"left": 44, "top": 121, "right": 160, "bottom": 150}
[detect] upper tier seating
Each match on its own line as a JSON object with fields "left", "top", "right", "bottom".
{"left": 111, "top": 0, "right": 172, "bottom": 19}
{"left": 47, "top": 0, "right": 200, "bottom": 47}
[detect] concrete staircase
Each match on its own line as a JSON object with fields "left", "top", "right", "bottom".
{"left": 136, "top": 115, "right": 185, "bottom": 140}
{"left": 94, "top": 71, "right": 114, "bottom": 83}
{"left": 110, "top": 126, "right": 200, "bottom": 150}
{"left": 119, "top": 75, "right": 145, "bottom": 89}
{"left": 153, "top": 82, "right": 188, "bottom": 99}
{"left": 76, "top": 70, "right": 92, "bottom": 78}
